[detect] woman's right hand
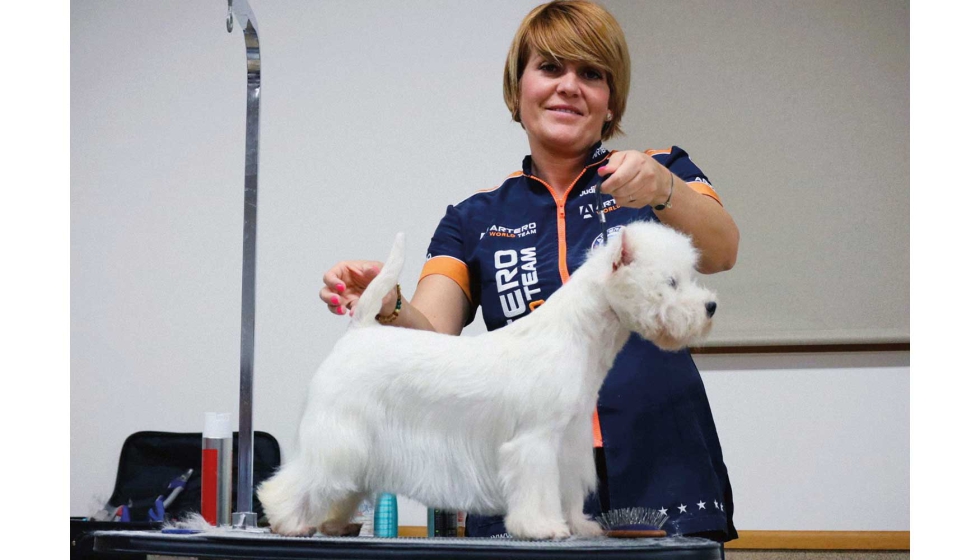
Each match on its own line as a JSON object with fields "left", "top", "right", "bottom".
{"left": 319, "top": 260, "right": 385, "bottom": 316}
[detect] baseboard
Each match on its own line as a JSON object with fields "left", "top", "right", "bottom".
{"left": 396, "top": 527, "right": 910, "bottom": 550}
{"left": 398, "top": 526, "right": 430, "bottom": 538}
{"left": 724, "top": 531, "right": 909, "bottom": 550}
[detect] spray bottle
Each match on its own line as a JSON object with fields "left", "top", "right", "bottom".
{"left": 201, "top": 412, "right": 233, "bottom": 525}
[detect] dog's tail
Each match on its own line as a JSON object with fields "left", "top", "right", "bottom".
{"left": 351, "top": 232, "right": 405, "bottom": 328}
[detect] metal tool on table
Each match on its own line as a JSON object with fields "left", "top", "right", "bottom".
{"left": 148, "top": 469, "right": 195, "bottom": 522}
{"left": 593, "top": 172, "right": 610, "bottom": 246}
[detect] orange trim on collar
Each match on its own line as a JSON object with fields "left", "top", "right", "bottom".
{"left": 525, "top": 153, "right": 611, "bottom": 282}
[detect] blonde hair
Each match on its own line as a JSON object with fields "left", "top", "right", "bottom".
{"left": 503, "top": 0, "right": 631, "bottom": 140}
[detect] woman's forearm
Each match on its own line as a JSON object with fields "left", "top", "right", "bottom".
{"left": 653, "top": 174, "right": 740, "bottom": 274}
{"left": 385, "top": 274, "right": 470, "bottom": 335}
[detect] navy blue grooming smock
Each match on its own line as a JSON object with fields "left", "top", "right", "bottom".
{"left": 419, "top": 143, "right": 736, "bottom": 541}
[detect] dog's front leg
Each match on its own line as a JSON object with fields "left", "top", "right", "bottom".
{"left": 559, "top": 420, "right": 603, "bottom": 538}
{"left": 498, "top": 431, "right": 571, "bottom": 540}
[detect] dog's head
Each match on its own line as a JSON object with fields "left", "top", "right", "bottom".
{"left": 601, "top": 221, "right": 717, "bottom": 351}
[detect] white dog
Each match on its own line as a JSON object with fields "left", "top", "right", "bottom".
{"left": 257, "top": 221, "right": 717, "bottom": 540}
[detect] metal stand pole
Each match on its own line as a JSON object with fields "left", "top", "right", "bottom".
{"left": 226, "top": 0, "right": 261, "bottom": 530}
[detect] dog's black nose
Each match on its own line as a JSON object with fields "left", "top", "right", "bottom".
{"left": 705, "top": 302, "right": 717, "bottom": 318}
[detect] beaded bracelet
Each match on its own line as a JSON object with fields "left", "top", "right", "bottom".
{"left": 376, "top": 284, "right": 402, "bottom": 324}
{"left": 654, "top": 173, "right": 674, "bottom": 211}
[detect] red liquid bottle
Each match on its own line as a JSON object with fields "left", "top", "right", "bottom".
{"left": 201, "top": 412, "right": 233, "bottom": 525}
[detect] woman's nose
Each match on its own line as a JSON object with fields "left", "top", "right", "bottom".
{"left": 556, "top": 72, "right": 580, "bottom": 95}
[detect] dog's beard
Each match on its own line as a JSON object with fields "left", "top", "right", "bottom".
{"left": 616, "top": 297, "right": 714, "bottom": 351}
{"left": 650, "top": 319, "right": 712, "bottom": 351}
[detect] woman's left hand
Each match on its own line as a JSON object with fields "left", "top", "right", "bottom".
{"left": 597, "top": 150, "right": 671, "bottom": 209}
{"left": 598, "top": 149, "right": 740, "bottom": 274}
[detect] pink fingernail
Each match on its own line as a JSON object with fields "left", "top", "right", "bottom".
{"left": 330, "top": 296, "right": 339, "bottom": 305}
{"left": 336, "top": 283, "right": 345, "bottom": 292}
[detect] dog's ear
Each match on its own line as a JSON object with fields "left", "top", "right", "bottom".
{"left": 613, "top": 230, "right": 634, "bottom": 272}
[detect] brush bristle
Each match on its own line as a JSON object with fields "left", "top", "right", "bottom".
{"left": 596, "top": 507, "right": 669, "bottom": 531}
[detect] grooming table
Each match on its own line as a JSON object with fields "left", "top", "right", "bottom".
{"left": 93, "top": 530, "right": 722, "bottom": 559}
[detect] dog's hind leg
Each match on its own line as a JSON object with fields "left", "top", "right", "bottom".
{"left": 499, "top": 431, "right": 571, "bottom": 540}
{"left": 317, "top": 491, "right": 366, "bottom": 536}
{"left": 256, "top": 459, "right": 324, "bottom": 536}
{"left": 257, "top": 449, "right": 364, "bottom": 536}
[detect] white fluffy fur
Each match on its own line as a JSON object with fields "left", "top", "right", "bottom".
{"left": 257, "top": 221, "right": 717, "bottom": 539}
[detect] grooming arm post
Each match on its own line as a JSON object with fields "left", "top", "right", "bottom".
{"left": 226, "top": 0, "right": 261, "bottom": 530}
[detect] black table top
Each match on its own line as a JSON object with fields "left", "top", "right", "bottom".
{"left": 93, "top": 529, "right": 722, "bottom": 559}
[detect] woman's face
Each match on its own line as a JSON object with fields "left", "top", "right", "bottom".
{"left": 518, "top": 51, "right": 611, "bottom": 158}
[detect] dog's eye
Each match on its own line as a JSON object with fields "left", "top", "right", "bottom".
{"left": 668, "top": 277, "right": 678, "bottom": 288}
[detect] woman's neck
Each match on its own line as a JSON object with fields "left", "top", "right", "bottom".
{"left": 528, "top": 144, "right": 591, "bottom": 196}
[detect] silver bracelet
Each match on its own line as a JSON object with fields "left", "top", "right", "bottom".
{"left": 654, "top": 173, "right": 674, "bottom": 211}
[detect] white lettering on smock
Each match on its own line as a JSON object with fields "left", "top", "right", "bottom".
{"left": 496, "top": 247, "right": 540, "bottom": 321}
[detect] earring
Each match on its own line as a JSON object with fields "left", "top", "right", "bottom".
{"left": 605, "top": 112, "right": 613, "bottom": 121}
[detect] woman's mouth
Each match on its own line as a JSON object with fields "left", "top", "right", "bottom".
{"left": 547, "top": 105, "right": 583, "bottom": 116}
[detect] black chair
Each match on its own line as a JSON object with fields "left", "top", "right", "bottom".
{"left": 71, "top": 430, "right": 280, "bottom": 559}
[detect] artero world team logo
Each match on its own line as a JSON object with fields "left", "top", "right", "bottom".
{"left": 591, "top": 225, "right": 624, "bottom": 250}
{"left": 481, "top": 222, "right": 538, "bottom": 239}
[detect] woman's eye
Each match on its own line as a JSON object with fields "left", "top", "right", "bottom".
{"left": 540, "top": 62, "right": 561, "bottom": 73}
{"left": 582, "top": 68, "right": 604, "bottom": 80}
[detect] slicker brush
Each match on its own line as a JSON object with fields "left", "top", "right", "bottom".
{"left": 597, "top": 507, "right": 669, "bottom": 538}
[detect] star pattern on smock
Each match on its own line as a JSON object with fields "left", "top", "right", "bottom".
{"left": 663, "top": 498, "right": 725, "bottom": 517}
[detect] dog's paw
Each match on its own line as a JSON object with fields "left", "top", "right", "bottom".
{"left": 272, "top": 527, "right": 316, "bottom": 537}
{"left": 505, "top": 516, "right": 571, "bottom": 540}
{"left": 568, "top": 516, "right": 604, "bottom": 538}
{"left": 270, "top": 523, "right": 316, "bottom": 538}
{"left": 318, "top": 521, "right": 360, "bottom": 536}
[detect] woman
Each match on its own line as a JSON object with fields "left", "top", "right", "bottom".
{"left": 320, "top": 0, "right": 739, "bottom": 543}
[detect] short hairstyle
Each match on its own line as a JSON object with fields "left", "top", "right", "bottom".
{"left": 503, "top": 0, "right": 631, "bottom": 140}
